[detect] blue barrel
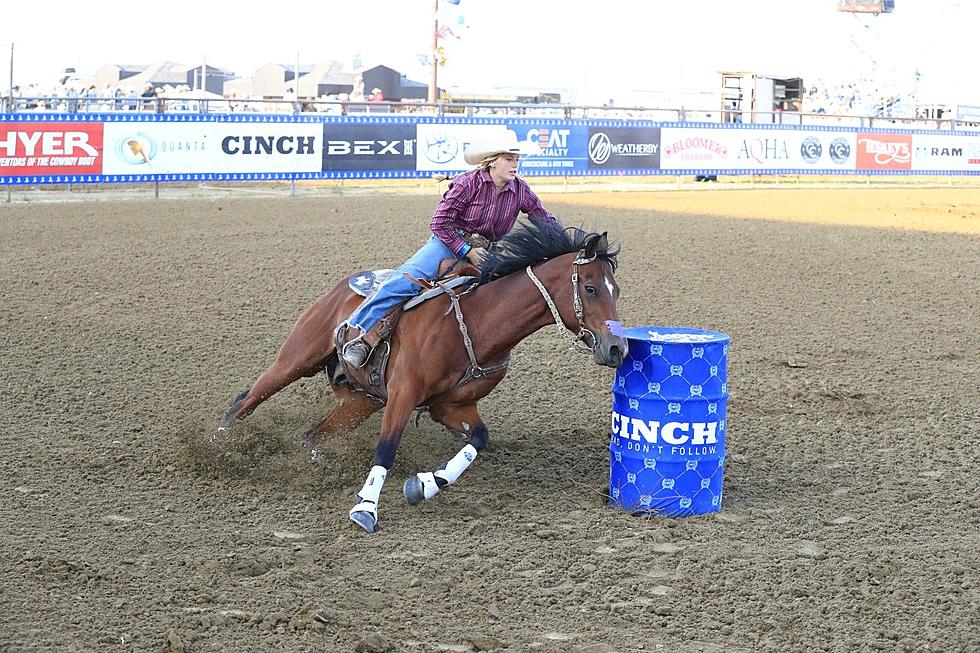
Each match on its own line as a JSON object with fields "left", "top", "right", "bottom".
{"left": 609, "top": 326, "right": 730, "bottom": 517}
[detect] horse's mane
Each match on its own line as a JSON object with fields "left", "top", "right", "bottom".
{"left": 478, "top": 220, "right": 619, "bottom": 285}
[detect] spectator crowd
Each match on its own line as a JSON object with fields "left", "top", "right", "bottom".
{"left": 804, "top": 77, "right": 917, "bottom": 118}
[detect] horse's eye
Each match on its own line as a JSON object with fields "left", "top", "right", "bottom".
{"left": 585, "top": 285, "right": 598, "bottom": 296}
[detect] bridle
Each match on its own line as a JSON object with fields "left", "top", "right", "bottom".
{"left": 525, "top": 248, "right": 599, "bottom": 354}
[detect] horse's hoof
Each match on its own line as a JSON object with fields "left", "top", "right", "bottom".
{"left": 403, "top": 476, "right": 425, "bottom": 506}
{"left": 349, "top": 510, "right": 377, "bottom": 534}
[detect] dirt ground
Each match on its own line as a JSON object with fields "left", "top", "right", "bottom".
{"left": 1, "top": 187, "right": 978, "bottom": 652}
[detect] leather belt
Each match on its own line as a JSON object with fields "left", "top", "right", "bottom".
{"left": 455, "top": 228, "right": 493, "bottom": 250}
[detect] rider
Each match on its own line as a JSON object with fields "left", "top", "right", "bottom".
{"left": 341, "top": 130, "right": 558, "bottom": 368}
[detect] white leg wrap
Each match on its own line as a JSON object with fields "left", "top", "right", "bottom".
{"left": 434, "top": 444, "right": 478, "bottom": 486}
{"left": 416, "top": 472, "right": 441, "bottom": 500}
{"left": 351, "top": 465, "right": 386, "bottom": 515}
{"left": 350, "top": 501, "right": 378, "bottom": 515}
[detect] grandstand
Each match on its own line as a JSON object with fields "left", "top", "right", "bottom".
{"left": 805, "top": 75, "right": 917, "bottom": 118}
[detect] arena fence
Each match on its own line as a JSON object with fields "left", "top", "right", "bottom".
{"left": 2, "top": 99, "right": 979, "bottom": 198}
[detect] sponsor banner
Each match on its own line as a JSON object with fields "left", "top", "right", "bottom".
{"left": 5, "top": 115, "right": 980, "bottom": 184}
{"left": 955, "top": 105, "right": 980, "bottom": 122}
{"left": 586, "top": 127, "right": 660, "bottom": 170}
{"left": 322, "top": 123, "right": 417, "bottom": 171}
{"left": 797, "top": 132, "right": 856, "bottom": 168}
{"left": 103, "top": 122, "right": 322, "bottom": 175}
{"left": 856, "top": 132, "right": 912, "bottom": 171}
{"left": 661, "top": 127, "right": 857, "bottom": 171}
{"left": 510, "top": 123, "right": 589, "bottom": 172}
{"left": 660, "top": 128, "right": 733, "bottom": 167}
{"left": 0, "top": 121, "right": 104, "bottom": 176}
{"left": 690, "top": 128, "right": 804, "bottom": 169}
{"left": 911, "top": 133, "right": 980, "bottom": 171}
{"left": 415, "top": 123, "right": 512, "bottom": 171}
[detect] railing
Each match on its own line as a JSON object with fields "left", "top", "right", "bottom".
{"left": 3, "top": 95, "right": 977, "bottom": 131}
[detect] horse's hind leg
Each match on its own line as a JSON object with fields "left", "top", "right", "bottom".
{"left": 301, "top": 385, "right": 381, "bottom": 449}
{"left": 218, "top": 387, "right": 253, "bottom": 430}
{"left": 217, "top": 358, "right": 318, "bottom": 431}
{"left": 403, "top": 402, "right": 489, "bottom": 506}
{"left": 216, "top": 284, "right": 353, "bottom": 433}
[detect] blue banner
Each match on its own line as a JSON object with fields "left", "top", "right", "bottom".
{"left": 509, "top": 123, "right": 590, "bottom": 173}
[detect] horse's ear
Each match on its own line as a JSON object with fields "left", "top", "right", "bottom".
{"left": 597, "top": 232, "right": 609, "bottom": 252}
{"left": 584, "top": 232, "right": 608, "bottom": 257}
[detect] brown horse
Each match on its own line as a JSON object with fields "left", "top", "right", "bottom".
{"left": 217, "top": 221, "right": 627, "bottom": 533}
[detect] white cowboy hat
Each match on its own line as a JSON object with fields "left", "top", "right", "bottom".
{"left": 463, "top": 131, "right": 541, "bottom": 165}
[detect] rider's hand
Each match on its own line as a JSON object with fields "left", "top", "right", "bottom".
{"left": 466, "top": 246, "right": 487, "bottom": 267}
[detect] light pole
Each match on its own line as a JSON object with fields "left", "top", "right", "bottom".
{"left": 5, "top": 41, "right": 10, "bottom": 203}
{"left": 427, "top": 0, "right": 438, "bottom": 103}
{"left": 6, "top": 43, "right": 12, "bottom": 112}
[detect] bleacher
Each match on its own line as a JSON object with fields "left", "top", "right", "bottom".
{"left": 805, "top": 77, "right": 917, "bottom": 118}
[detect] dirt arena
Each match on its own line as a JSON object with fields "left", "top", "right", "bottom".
{"left": 2, "top": 186, "right": 978, "bottom": 652}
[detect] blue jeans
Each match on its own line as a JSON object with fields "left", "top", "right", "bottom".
{"left": 347, "top": 234, "right": 459, "bottom": 333}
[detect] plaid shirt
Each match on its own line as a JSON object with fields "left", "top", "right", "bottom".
{"left": 430, "top": 168, "right": 556, "bottom": 254}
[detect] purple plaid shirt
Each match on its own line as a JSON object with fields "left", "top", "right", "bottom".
{"left": 430, "top": 168, "right": 557, "bottom": 254}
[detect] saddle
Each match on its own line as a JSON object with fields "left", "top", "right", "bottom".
{"left": 333, "top": 259, "right": 480, "bottom": 402}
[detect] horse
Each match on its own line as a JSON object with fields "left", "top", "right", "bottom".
{"left": 217, "top": 220, "right": 627, "bottom": 533}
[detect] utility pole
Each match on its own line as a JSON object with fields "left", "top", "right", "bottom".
{"left": 5, "top": 42, "right": 11, "bottom": 203}
{"left": 7, "top": 43, "right": 13, "bottom": 112}
{"left": 427, "top": 0, "right": 438, "bottom": 103}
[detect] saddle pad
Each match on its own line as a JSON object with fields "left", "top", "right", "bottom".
{"left": 348, "top": 269, "right": 394, "bottom": 297}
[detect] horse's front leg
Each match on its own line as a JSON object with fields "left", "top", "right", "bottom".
{"left": 302, "top": 385, "right": 382, "bottom": 460}
{"left": 403, "top": 402, "right": 489, "bottom": 506}
{"left": 349, "top": 392, "right": 416, "bottom": 534}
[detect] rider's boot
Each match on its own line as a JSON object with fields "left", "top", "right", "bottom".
{"left": 340, "top": 324, "right": 373, "bottom": 368}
